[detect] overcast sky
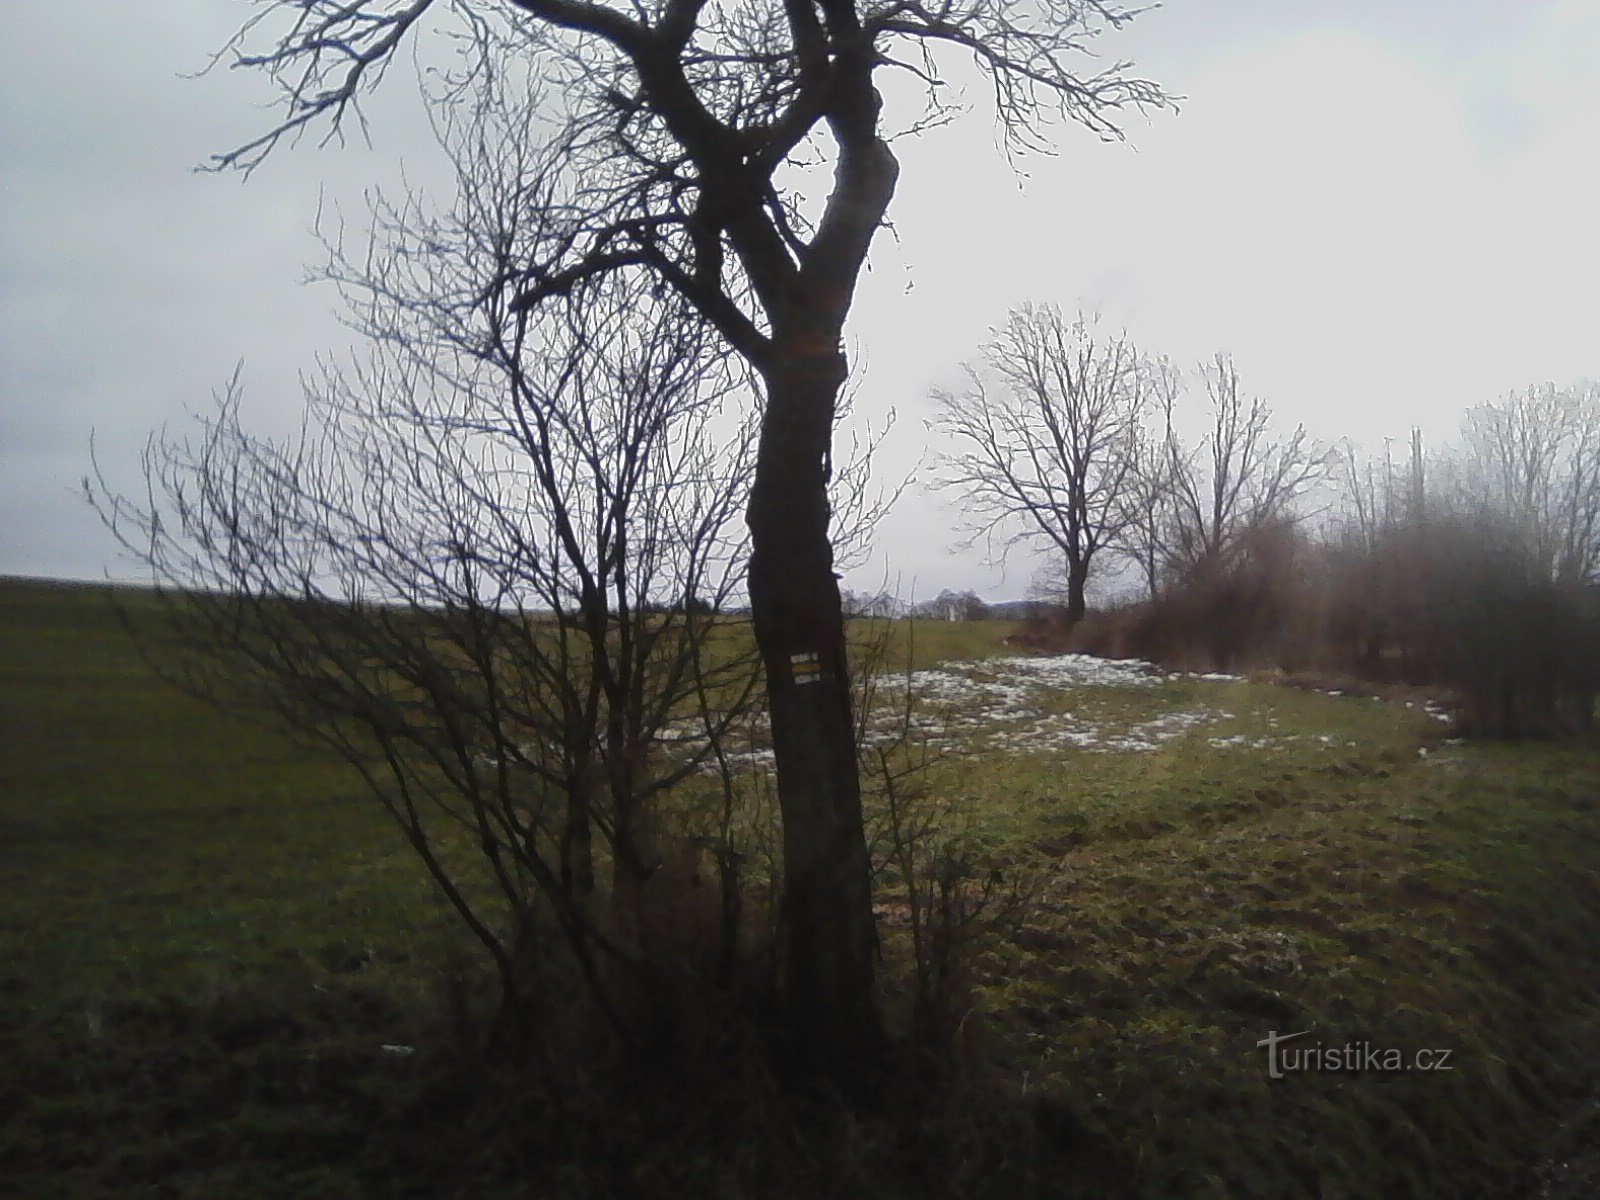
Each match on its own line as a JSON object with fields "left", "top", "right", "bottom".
{"left": 3, "top": 1, "right": 1597, "bottom": 599}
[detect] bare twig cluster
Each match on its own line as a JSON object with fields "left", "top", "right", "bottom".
{"left": 93, "top": 91, "right": 769, "bottom": 1049}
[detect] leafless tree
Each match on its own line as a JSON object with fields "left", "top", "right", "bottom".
{"left": 1412, "top": 506, "right": 1600, "bottom": 738}
{"left": 1319, "top": 430, "right": 1433, "bottom": 674}
{"left": 1332, "top": 438, "right": 1392, "bottom": 557}
{"left": 913, "top": 588, "right": 989, "bottom": 621}
{"left": 1159, "top": 353, "right": 1331, "bottom": 583}
{"left": 1317, "top": 401, "right": 1600, "bottom": 729}
{"left": 91, "top": 90, "right": 766, "bottom": 1052}
{"left": 200, "top": 0, "right": 1171, "bottom": 1070}
{"left": 1107, "top": 355, "right": 1184, "bottom": 603}
{"left": 1414, "top": 383, "right": 1600, "bottom": 730}
{"left": 931, "top": 305, "right": 1154, "bottom": 622}
{"left": 1461, "top": 382, "right": 1600, "bottom": 586}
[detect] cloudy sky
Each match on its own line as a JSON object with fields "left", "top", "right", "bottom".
{"left": 3, "top": 1, "right": 1597, "bottom": 599}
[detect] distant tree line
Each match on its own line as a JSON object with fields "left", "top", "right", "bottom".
{"left": 931, "top": 305, "right": 1600, "bottom": 737}
{"left": 1317, "top": 384, "right": 1600, "bottom": 736}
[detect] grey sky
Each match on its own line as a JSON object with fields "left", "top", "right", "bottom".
{"left": 3, "top": 1, "right": 1597, "bottom": 599}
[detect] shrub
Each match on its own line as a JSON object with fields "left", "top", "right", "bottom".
{"left": 1419, "top": 515, "right": 1600, "bottom": 738}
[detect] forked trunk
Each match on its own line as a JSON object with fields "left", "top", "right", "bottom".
{"left": 738, "top": 79, "right": 898, "bottom": 1076}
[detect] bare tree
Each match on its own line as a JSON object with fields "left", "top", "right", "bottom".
{"left": 1415, "top": 383, "right": 1600, "bottom": 730}
{"left": 1412, "top": 506, "right": 1600, "bottom": 738}
{"left": 1322, "top": 430, "right": 1432, "bottom": 675}
{"left": 1159, "top": 353, "right": 1330, "bottom": 582}
{"left": 201, "top": 0, "right": 1171, "bottom": 1070}
{"left": 931, "top": 305, "right": 1153, "bottom": 622}
{"left": 1461, "top": 382, "right": 1600, "bottom": 586}
{"left": 92, "top": 93, "right": 765, "bottom": 1052}
{"left": 1110, "top": 355, "right": 1183, "bottom": 603}
{"left": 913, "top": 588, "right": 989, "bottom": 621}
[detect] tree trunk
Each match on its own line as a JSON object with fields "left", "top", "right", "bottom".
{"left": 735, "top": 68, "right": 898, "bottom": 1076}
{"left": 1065, "top": 555, "right": 1090, "bottom": 625}
{"left": 747, "top": 335, "right": 885, "bottom": 1077}
{"left": 560, "top": 762, "right": 596, "bottom": 899}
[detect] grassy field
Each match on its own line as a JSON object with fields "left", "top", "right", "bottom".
{"left": 4, "top": 577, "right": 1600, "bottom": 1198}
{"left": 0, "top": 580, "right": 459, "bottom": 1199}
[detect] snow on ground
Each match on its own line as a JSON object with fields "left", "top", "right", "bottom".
{"left": 486, "top": 651, "right": 1435, "bottom": 780}
{"left": 547, "top": 652, "right": 1448, "bottom": 776}
{"left": 887, "top": 654, "right": 1243, "bottom": 756}
{"left": 678, "top": 654, "right": 1255, "bottom": 771}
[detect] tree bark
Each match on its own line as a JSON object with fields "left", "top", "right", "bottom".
{"left": 738, "top": 66, "right": 898, "bottom": 1076}
{"left": 1065, "top": 554, "right": 1090, "bottom": 625}
{"left": 747, "top": 333, "right": 886, "bottom": 1075}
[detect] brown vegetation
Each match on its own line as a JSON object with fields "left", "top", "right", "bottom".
{"left": 1058, "top": 514, "right": 1599, "bottom": 740}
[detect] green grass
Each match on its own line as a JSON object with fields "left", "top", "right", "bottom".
{"left": 906, "top": 689, "right": 1600, "bottom": 1197}
{"left": 0, "top": 579, "right": 454, "bottom": 990}
{"left": 851, "top": 616, "right": 1022, "bottom": 669}
{"left": 0, "top": 579, "right": 461, "bottom": 1199}
{"left": 3, "top": 577, "right": 1599, "bottom": 1198}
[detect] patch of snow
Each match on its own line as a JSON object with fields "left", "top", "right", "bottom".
{"left": 1208, "top": 733, "right": 1296, "bottom": 751}
{"left": 653, "top": 651, "right": 1330, "bottom": 770}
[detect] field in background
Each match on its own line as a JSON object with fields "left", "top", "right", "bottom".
{"left": 4, "top": 577, "right": 1600, "bottom": 1198}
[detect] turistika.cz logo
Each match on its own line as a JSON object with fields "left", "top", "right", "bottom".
{"left": 1257, "top": 1030, "right": 1455, "bottom": 1079}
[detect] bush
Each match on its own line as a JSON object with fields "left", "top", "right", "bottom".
{"left": 1419, "top": 515, "right": 1600, "bottom": 738}
{"left": 1069, "top": 521, "right": 1319, "bottom": 672}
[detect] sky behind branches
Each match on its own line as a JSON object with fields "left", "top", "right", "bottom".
{"left": 3, "top": 1, "right": 1597, "bottom": 599}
